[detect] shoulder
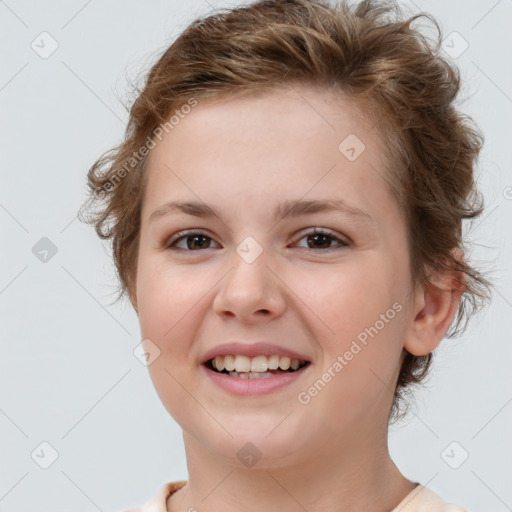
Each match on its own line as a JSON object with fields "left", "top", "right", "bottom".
{"left": 120, "top": 480, "right": 188, "bottom": 512}
{"left": 392, "top": 484, "right": 468, "bottom": 512}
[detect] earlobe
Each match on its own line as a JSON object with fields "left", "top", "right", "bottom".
{"left": 404, "top": 260, "right": 466, "bottom": 356}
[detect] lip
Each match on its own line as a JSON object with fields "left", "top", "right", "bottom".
{"left": 201, "top": 360, "right": 312, "bottom": 396}
{"left": 200, "top": 341, "right": 311, "bottom": 365}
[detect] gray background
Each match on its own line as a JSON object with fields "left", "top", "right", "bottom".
{"left": 0, "top": 0, "right": 511, "bottom": 511}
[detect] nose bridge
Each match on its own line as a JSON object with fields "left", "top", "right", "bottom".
{"left": 213, "top": 234, "right": 285, "bottom": 318}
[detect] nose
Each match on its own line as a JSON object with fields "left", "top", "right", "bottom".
{"left": 212, "top": 246, "right": 287, "bottom": 323}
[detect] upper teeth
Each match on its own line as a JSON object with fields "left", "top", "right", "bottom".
{"left": 211, "top": 354, "right": 305, "bottom": 373}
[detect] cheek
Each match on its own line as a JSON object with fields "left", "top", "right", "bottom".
{"left": 136, "top": 252, "right": 204, "bottom": 340}
{"left": 294, "top": 256, "right": 402, "bottom": 351}
{"left": 292, "top": 258, "right": 406, "bottom": 430}
{"left": 136, "top": 256, "right": 210, "bottom": 427}
{"left": 136, "top": 250, "right": 223, "bottom": 365}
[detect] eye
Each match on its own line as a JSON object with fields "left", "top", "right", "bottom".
{"left": 165, "top": 230, "right": 219, "bottom": 251}
{"left": 293, "top": 227, "right": 349, "bottom": 251}
{"left": 164, "top": 228, "right": 349, "bottom": 252}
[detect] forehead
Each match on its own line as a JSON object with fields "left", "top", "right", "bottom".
{"left": 142, "top": 86, "right": 398, "bottom": 226}
{"left": 153, "top": 86, "right": 377, "bottom": 154}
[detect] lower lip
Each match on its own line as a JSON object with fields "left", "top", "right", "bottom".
{"left": 201, "top": 363, "right": 311, "bottom": 396}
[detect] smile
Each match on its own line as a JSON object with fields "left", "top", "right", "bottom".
{"left": 207, "top": 354, "right": 309, "bottom": 379}
{"left": 202, "top": 355, "right": 312, "bottom": 396}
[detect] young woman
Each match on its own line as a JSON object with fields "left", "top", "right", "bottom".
{"left": 79, "top": 1, "right": 492, "bottom": 510}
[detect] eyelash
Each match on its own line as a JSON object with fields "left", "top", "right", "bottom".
{"left": 164, "top": 228, "right": 349, "bottom": 253}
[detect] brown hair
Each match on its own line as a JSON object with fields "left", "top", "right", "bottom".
{"left": 78, "top": 0, "right": 493, "bottom": 422}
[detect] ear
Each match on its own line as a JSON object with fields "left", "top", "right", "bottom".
{"left": 404, "top": 250, "right": 466, "bottom": 356}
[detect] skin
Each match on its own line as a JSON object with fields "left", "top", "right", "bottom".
{"left": 132, "top": 85, "right": 463, "bottom": 512}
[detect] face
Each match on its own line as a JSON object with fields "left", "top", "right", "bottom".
{"left": 135, "top": 86, "right": 415, "bottom": 468}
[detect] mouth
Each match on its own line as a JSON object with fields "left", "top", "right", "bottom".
{"left": 204, "top": 354, "right": 311, "bottom": 379}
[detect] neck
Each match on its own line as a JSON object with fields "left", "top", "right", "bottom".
{"left": 167, "top": 421, "right": 416, "bottom": 512}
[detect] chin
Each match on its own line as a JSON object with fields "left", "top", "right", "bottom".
{"left": 195, "top": 421, "right": 313, "bottom": 469}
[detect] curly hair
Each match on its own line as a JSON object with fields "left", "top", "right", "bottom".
{"left": 78, "top": 0, "right": 493, "bottom": 422}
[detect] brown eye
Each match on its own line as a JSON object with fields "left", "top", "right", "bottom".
{"left": 294, "top": 228, "right": 349, "bottom": 251}
{"left": 165, "top": 231, "right": 220, "bottom": 251}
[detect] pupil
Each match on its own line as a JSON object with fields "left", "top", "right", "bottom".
{"left": 188, "top": 235, "right": 209, "bottom": 250}
{"left": 308, "top": 234, "right": 330, "bottom": 249}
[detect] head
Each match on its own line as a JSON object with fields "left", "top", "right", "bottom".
{"left": 79, "top": 0, "right": 492, "bottom": 443}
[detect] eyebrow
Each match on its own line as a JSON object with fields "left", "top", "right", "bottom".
{"left": 149, "top": 198, "right": 374, "bottom": 224}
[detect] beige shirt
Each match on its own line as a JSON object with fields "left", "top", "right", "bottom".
{"left": 124, "top": 481, "right": 468, "bottom": 511}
